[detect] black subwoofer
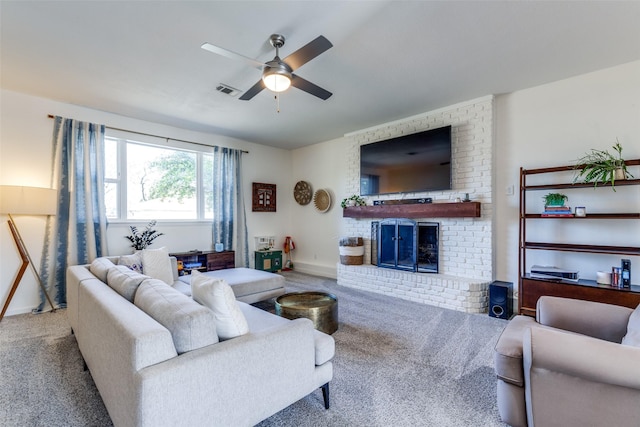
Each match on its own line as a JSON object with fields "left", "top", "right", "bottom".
{"left": 489, "top": 281, "right": 512, "bottom": 319}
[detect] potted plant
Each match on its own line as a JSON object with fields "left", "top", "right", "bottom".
{"left": 543, "top": 193, "right": 568, "bottom": 207}
{"left": 341, "top": 194, "right": 367, "bottom": 208}
{"left": 125, "top": 220, "right": 164, "bottom": 251}
{"left": 573, "top": 141, "right": 634, "bottom": 191}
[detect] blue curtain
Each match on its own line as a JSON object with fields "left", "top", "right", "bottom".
{"left": 37, "top": 116, "right": 108, "bottom": 311}
{"left": 211, "top": 147, "right": 249, "bottom": 267}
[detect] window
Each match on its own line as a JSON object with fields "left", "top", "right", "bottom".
{"left": 105, "top": 137, "right": 214, "bottom": 221}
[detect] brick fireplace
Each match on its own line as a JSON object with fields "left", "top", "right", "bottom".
{"left": 337, "top": 96, "right": 494, "bottom": 313}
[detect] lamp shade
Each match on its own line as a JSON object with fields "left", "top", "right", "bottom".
{"left": 262, "top": 61, "right": 292, "bottom": 93}
{"left": 0, "top": 185, "right": 57, "bottom": 215}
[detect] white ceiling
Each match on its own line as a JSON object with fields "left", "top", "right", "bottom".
{"left": 2, "top": 1, "right": 639, "bottom": 149}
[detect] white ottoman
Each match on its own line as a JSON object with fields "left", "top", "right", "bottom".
{"left": 174, "top": 267, "right": 286, "bottom": 303}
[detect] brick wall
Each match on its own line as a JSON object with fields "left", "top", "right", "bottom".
{"left": 338, "top": 96, "right": 494, "bottom": 313}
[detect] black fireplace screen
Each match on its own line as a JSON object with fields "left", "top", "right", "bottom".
{"left": 375, "top": 219, "right": 438, "bottom": 273}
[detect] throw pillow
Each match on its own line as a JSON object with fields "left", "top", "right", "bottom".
{"left": 621, "top": 303, "right": 640, "bottom": 347}
{"left": 134, "top": 278, "right": 218, "bottom": 354}
{"left": 141, "top": 247, "right": 174, "bottom": 285}
{"left": 89, "top": 257, "right": 116, "bottom": 283}
{"left": 191, "top": 270, "right": 249, "bottom": 340}
{"left": 106, "top": 265, "right": 148, "bottom": 302}
{"left": 118, "top": 252, "right": 143, "bottom": 273}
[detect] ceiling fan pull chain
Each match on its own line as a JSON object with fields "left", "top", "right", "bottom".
{"left": 275, "top": 93, "right": 281, "bottom": 113}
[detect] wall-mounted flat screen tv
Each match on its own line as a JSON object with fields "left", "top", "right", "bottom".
{"left": 360, "top": 125, "right": 452, "bottom": 195}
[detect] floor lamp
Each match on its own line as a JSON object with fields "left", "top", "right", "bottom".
{"left": 0, "top": 185, "right": 57, "bottom": 321}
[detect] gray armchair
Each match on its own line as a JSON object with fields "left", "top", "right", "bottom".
{"left": 494, "top": 296, "right": 640, "bottom": 427}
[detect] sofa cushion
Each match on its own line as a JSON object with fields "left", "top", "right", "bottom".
{"left": 141, "top": 247, "right": 174, "bottom": 285}
{"left": 621, "top": 304, "right": 640, "bottom": 347}
{"left": 134, "top": 278, "right": 218, "bottom": 354}
{"left": 89, "top": 257, "right": 116, "bottom": 283}
{"left": 118, "top": 252, "right": 143, "bottom": 273}
{"left": 190, "top": 270, "right": 249, "bottom": 340}
{"left": 106, "top": 265, "right": 148, "bottom": 302}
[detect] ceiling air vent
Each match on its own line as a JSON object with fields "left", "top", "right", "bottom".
{"left": 215, "top": 84, "right": 241, "bottom": 97}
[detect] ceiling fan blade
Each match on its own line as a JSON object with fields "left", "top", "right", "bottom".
{"left": 238, "top": 79, "right": 266, "bottom": 101}
{"left": 283, "top": 35, "right": 333, "bottom": 72}
{"left": 290, "top": 74, "right": 332, "bottom": 100}
{"left": 201, "top": 42, "right": 264, "bottom": 70}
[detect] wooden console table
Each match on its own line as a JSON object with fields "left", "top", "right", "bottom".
{"left": 520, "top": 275, "right": 640, "bottom": 317}
{"left": 170, "top": 250, "right": 235, "bottom": 275}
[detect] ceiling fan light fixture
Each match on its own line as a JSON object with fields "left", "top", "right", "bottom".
{"left": 262, "top": 61, "right": 292, "bottom": 93}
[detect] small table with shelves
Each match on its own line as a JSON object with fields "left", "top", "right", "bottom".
{"left": 519, "top": 159, "right": 640, "bottom": 316}
{"left": 255, "top": 250, "right": 282, "bottom": 273}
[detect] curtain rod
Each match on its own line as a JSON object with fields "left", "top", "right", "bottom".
{"left": 47, "top": 114, "right": 248, "bottom": 154}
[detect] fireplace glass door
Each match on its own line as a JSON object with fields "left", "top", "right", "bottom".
{"left": 378, "top": 218, "right": 417, "bottom": 271}
{"left": 377, "top": 219, "right": 439, "bottom": 273}
{"left": 417, "top": 222, "right": 439, "bottom": 273}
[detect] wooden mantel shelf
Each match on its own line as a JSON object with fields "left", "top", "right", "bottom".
{"left": 342, "top": 202, "right": 481, "bottom": 219}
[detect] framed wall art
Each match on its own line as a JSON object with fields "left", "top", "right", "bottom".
{"left": 252, "top": 182, "right": 277, "bottom": 212}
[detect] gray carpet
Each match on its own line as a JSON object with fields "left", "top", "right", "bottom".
{"left": 0, "top": 271, "right": 508, "bottom": 426}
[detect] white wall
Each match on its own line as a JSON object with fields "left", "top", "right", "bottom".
{"left": 495, "top": 61, "right": 640, "bottom": 299}
{"left": 289, "top": 137, "right": 349, "bottom": 278}
{"left": 0, "top": 89, "right": 292, "bottom": 315}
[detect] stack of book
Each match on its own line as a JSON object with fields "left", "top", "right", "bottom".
{"left": 541, "top": 205, "right": 573, "bottom": 217}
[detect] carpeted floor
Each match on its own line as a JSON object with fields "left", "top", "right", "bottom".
{"left": 0, "top": 271, "right": 508, "bottom": 426}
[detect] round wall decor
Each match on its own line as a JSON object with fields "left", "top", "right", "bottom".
{"left": 293, "top": 180, "right": 312, "bottom": 205}
{"left": 313, "top": 189, "right": 332, "bottom": 213}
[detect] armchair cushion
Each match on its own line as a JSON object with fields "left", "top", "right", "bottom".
{"left": 622, "top": 304, "right": 640, "bottom": 347}
{"left": 524, "top": 326, "right": 640, "bottom": 427}
{"left": 536, "top": 296, "right": 633, "bottom": 343}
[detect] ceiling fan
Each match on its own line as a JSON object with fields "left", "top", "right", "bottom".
{"left": 201, "top": 34, "right": 333, "bottom": 101}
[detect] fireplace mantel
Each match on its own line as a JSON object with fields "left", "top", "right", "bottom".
{"left": 342, "top": 201, "right": 481, "bottom": 219}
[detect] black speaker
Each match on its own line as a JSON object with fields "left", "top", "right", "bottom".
{"left": 489, "top": 281, "right": 512, "bottom": 319}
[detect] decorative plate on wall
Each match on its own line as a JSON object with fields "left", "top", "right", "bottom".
{"left": 293, "top": 180, "right": 312, "bottom": 205}
{"left": 313, "top": 189, "right": 332, "bottom": 213}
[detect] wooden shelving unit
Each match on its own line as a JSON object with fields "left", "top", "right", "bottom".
{"left": 518, "top": 159, "right": 640, "bottom": 316}
{"left": 342, "top": 201, "right": 481, "bottom": 219}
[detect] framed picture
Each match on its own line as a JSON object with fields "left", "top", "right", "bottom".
{"left": 252, "top": 182, "right": 276, "bottom": 212}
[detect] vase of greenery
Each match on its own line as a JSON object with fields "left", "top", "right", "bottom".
{"left": 125, "top": 220, "right": 164, "bottom": 251}
{"left": 341, "top": 194, "right": 366, "bottom": 208}
{"left": 573, "top": 141, "right": 634, "bottom": 191}
{"left": 543, "top": 193, "right": 568, "bottom": 207}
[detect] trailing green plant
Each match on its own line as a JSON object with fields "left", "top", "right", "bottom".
{"left": 125, "top": 220, "right": 164, "bottom": 250}
{"left": 573, "top": 141, "right": 634, "bottom": 191}
{"left": 341, "top": 194, "right": 367, "bottom": 208}
{"left": 543, "top": 193, "right": 568, "bottom": 207}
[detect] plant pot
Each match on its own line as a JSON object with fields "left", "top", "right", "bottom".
{"left": 615, "top": 167, "right": 625, "bottom": 181}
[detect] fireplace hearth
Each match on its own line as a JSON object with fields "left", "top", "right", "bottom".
{"left": 372, "top": 219, "right": 439, "bottom": 273}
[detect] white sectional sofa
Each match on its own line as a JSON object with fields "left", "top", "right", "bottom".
{"left": 66, "top": 254, "right": 334, "bottom": 427}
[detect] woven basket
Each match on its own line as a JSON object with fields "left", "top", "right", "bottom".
{"left": 339, "top": 237, "right": 364, "bottom": 265}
